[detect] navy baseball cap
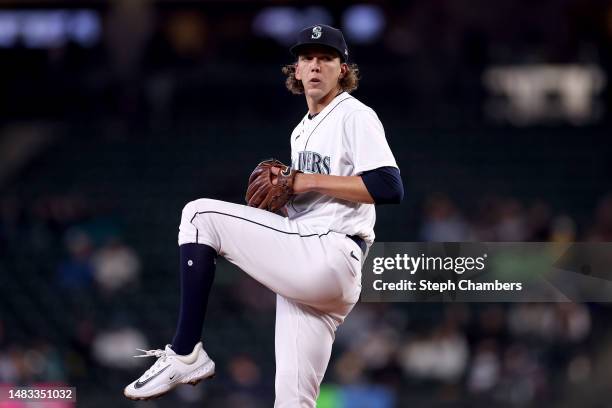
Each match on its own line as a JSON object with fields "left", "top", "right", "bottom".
{"left": 290, "top": 24, "right": 349, "bottom": 62}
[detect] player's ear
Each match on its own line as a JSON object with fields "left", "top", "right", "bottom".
{"left": 294, "top": 62, "right": 302, "bottom": 80}
{"left": 339, "top": 63, "right": 348, "bottom": 79}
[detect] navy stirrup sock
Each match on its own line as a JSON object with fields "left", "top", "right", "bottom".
{"left": 171, "top": 243, "right": 217, "bottom": 355}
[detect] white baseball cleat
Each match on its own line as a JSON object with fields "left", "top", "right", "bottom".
{"left": 123, "top": 342, "right": 215, "bottom": 400}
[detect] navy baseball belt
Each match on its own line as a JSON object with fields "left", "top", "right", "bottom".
{"left": 347, "top": 234, "right": 367, "bottom": 255}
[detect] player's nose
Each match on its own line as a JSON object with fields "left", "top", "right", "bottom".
{"left": 310, "top": 57, "right": 321, "bottom": 72}
{"left": 310, "top": 60, "right": 321, "bottom": 71}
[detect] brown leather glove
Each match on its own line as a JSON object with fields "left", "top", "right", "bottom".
{"left": 245, "top": 159, "right": 301, "bottom": 213}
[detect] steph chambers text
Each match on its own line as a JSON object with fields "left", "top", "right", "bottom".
{"left": 373, "top": 279, "right": 523, "bottom": 292}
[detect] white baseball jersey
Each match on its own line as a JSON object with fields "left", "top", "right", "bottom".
{"left": 288, "top": 92, "right": 398, "bottom": 245}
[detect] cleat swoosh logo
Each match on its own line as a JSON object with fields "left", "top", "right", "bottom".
{"left": 350, "top": 251, "right": 359, "bottom": 262}
{"left": 134, "top": 364, "right": 171, "bottom": 389}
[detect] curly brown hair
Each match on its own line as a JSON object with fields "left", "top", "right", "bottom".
{"left": 281, "top": 62, "right": 360, "bottom": 95}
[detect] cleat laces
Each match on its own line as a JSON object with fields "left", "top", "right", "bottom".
{"left": 134, "top": 348, "right": 171, "bottom": 379}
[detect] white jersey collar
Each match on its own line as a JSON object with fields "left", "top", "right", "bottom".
{"left": 305, "top": 91, "right": 352, "bottom": 122}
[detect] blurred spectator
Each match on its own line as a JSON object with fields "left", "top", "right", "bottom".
{"left": 398, "top": 322, "right": 469, "bottom": 383}
{"left": 526, "top": 200, "right": 553, "bottom": 241}
{"left": 467, "top": 339, "right": 501, "bottom": 393}
{"left": 92, "top": 238, "right": 141, "bottom": 293}
{"left": 0, "top": 342, "right": 65, "bottom": 384}
{"left": 566, "top": 354, "right": 592, "bottom": 384}
{"left": 22, "top": 343, "right": 65, "bottom": 382}
{"left": 224, "top": 355, "right": 266, "bottom": 408}
{"left": 227, "top": 354, "right": 262, "bottom": 390}
{"left": 471, "top": 196, "right": 502, "bottom": 241}
{"left": 420, "top": 194, "right": 470, "bottom": 241}
{"left": 497, "top": 343, "right": 546, "bottom": 404}
{"left": 496, "top": 198, "right": 527, "bottom": 241}
{"left": 0, "top": 347, "right": 20, "bottom": 383}
{"left": 550, "top": 215, "right": 577, "bottom": 242}
{"left": 477, "top": 305, "right": 506, "bottom": 337}
{"left": 175, "top": 384, "right": 205, "bottom": 404}
{"left": 92, "top": 326, "right": 147, "bottom": 369}
{"left": 507, "top": 304, "right": 559, "bottom": 341}
{"left": 352, "top": 327, "right": 399, "bottom": 373}
{"left": 557, "top": 303, "right": 591, "bottom": 343}
{"left": 587, "top": 194, "right": 612, "bottom": 240}
{"left": 507, "top": 303, "right": 591, "bottom": 343}
{"left": 334, "top": 350, "right": 366, "bottom": 385}
{"left": 56, "top": 228, "right": 94, "bottom": 290}
{"left": 335, "top": 305, "right": 378, "bottom": 349}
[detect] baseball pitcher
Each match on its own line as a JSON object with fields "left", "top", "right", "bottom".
{"left": 124, "top": 24, "right": 403, "bottom": 407}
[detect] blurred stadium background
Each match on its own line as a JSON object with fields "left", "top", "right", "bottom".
{"left": 1, "top": 0, "right": 612, "bottom": 407}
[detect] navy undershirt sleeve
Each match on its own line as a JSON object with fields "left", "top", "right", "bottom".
{"left": 360, "top": 166, "right": 404, "bottom": 205}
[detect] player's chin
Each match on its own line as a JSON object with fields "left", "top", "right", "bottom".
{"left": 305, "top": 87, "right": 326, "bottom": 99}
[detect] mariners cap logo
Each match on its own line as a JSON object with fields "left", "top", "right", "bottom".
{"left": 311, "top": 26, "right": 322, "bottom": 40}
{"left": 290, "top": 24, "right": 349, "bottom": 62}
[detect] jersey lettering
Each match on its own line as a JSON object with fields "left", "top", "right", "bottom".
{"left": 296, "top": 151, "right": 331, "bottom": 174}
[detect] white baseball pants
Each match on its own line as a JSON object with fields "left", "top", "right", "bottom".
{"left": 178, "top": 198, "right": 363, "bottom": 407}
